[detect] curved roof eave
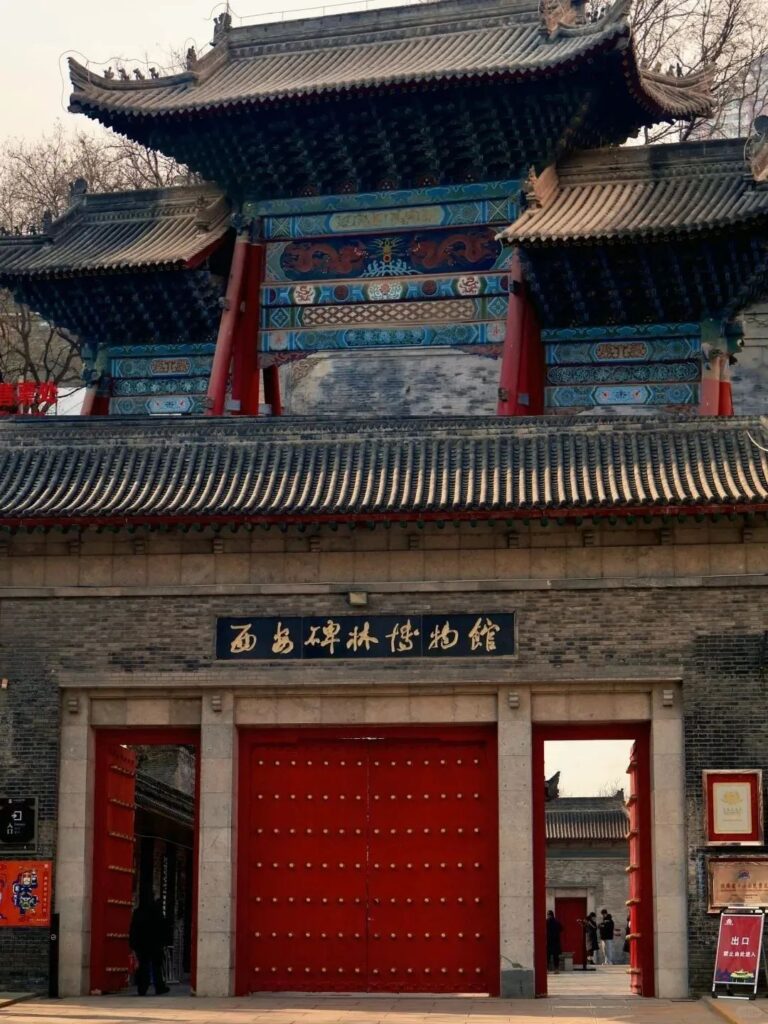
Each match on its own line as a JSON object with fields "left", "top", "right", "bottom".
{"left": 66, "top": 4, "right": 713, "bottom": 128}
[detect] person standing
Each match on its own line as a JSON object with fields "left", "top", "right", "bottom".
{"left": 580, "top": 912, "right": 599, "bottom": 969}
{"left": 546, "top": 910, "right": 563, "bottom": 973}
{"left": 599, "top": 908, "right": 616, "bottom": 965}
{"left": 129, "top": 894, "right": 170, "bottom": 996}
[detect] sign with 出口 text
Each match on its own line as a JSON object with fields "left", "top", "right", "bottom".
{"left": 712, "top": 909, "right": 764, "bottom": 995}
{"left": 0, "top": 799, "right": 36, "bottom": 849}
{"left": 0, "top": 860, "right": 52, "bottom": 928}
{"left": 216, "top": 613, "right": 515, "bottom": 661}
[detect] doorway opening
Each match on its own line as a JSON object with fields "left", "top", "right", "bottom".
{"left": 532, "top": 724, "right": 654, "bottom": 998}
{"left": 90, "top": 729, "right": 200, "bottom": 997}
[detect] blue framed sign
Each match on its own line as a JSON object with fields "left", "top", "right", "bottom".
{"left": 216, "top": 614, "right": 515, "bottom": 661}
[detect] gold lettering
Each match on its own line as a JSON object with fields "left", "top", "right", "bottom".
{"left": 468, "top": 616, "right": 501, "bottom": 653}
{"left": 385, "top": 619, "right": 420, "bottom": 653}
{"left": 428, "top": 621, "right": 459, "bottom": 651}
{"left": 271, "top": 621, "right": 294, "bottom": 655}
{"left": 346, "top": 621, "right": 379, "bottom": 653}
{"left": 305, "top": 619, "right": 342, "bottom": 654}
{"left": 230, "top": 623, "right": 257, "bottom": 654}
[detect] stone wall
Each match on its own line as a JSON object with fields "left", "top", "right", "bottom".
{"left": 279, "top": 301, "right": 768, "bottom": 420}
{"left": 0, "top": 614, "right": 59, "bottom": 990}
{"left": 546, "top": 847, "right": 630, "bottom": 950}
{"left": 0, "top": 521, "right": 767, "bottom": 991}
{"left": 281, "top": 349, "right": 499, "bottom": 418}
{"left": 733, "top": 302, "right": 768, "bottom": 414}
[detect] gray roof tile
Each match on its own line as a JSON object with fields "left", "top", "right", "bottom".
{"left": 502, "top": 139, "right": 768, "bottom": 244}
{"left": 546, "top": 802, "right": 628, "bottom": 841}
{"left": 0, "top": 186, "right": 229, "bottom": 278}
{"left": 0, "top": 415, "right": 767, "bottom": 528}
{"left": 67, "top": 0, "right": 712, "bottom": 121}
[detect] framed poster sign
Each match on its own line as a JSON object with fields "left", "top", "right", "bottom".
{"left": 0, "top": 860, "right": 52, "bottom": 927}
{"left": 0, "top": 798, "right": 37, "bottom": 851}
{"left": 712, "top": 909, "right": 765, "bottom": 998}
{"left": 704, "top": 770, "right": 763, "bottom": 846}
{"left": 708, "top": 858, "right": 768, "bottom": 913}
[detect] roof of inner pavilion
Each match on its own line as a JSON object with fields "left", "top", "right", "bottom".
{"left": 501, "top": 138, "right": 768, "bottom": 245}
{"left": 0, "top": 185, "right": 230, "bottom": 279}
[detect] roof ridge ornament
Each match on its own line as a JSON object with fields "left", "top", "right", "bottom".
{"left": 746, "top": 116, "right": 768, "bottom": 183}
{"left": 539, "top": 0, "right": 584, "bottom": 35}
{"left": 212, "top": 9, "right": 233, "bottom": 47}
{"left": 522, "top": 163, "right": 560, "bottom": 211}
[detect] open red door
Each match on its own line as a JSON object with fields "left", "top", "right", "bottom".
{"left": 90, "top": 739, "right": 137, "bottom": 994}
{"left": 626, "top": 737, "right": 654, "bottom": 996}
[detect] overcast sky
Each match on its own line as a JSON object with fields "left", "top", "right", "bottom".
{"left": 546, "top": 740, "right": 634, "bottom": 798}
{"left": 1, "top": 0, "right": 415, "bottom": 141}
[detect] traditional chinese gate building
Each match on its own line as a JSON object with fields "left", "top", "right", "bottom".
{"left": 1, "top": 0, "right": 768, "bottom": 1003}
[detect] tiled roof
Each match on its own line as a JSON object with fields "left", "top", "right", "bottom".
{"left": 546, "top": 799, "right": 628, "bottom": 841}
{"left": 0, "top": 186, "right": 229, "bottom": 278}
{"left": 1, "top": 415, "right": 767, "bottom": 529}
{"left": 67, "top": 0, "right": 711, "bottom": 122}
{"left": 501, "top": 139, "right": 768, "bottom": 244}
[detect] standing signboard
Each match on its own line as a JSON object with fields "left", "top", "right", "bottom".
{"left": 712, "top": 908, "right": 766, "bottom": 999}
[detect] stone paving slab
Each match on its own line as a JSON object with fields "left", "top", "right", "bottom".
{"left": 0, "top": 998, "right": 35, "bottom": 1011}
{"left": 0, "top": 994, "right": 732, "bottom": 1024}
{"left": 706, "top": 996, "right": 768, "bottom": 1024}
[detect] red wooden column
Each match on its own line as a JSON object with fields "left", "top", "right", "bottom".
{"left": 232, "top": 233, "right": 266, "bottom": 416}
{"left": 263, "top": 365, "right": 282, "bottom": 416}
{"left": 497, "top": 249, "right": 544, "bottom": 416}
{"left": 207, "top": 217, "right": 271, "bottom": 417}
{"left": 206, "top": 230, "right": 249, "bottom": 416}
{"left": 80, "top": 385, "right": 110, "bottom": 416}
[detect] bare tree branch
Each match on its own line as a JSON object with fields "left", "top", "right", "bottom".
{"left": 0, "top": 122, "right": 199, "bottom": 386}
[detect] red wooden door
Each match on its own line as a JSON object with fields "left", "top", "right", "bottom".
{"left": 237, "top": 727, "right": 498, "bottom": 995}
{"left": 555, "top": 897, "right": 587, "bottom": 967}
{"left": 90, "top": 740, "right": 137, "bottom": 994}
{"left": 626, "top": 739, "right": 657, "bottom": 995}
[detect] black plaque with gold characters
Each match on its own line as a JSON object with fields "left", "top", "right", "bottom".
{"left": 216, "top": 613, "right": 516, "bottom": 661}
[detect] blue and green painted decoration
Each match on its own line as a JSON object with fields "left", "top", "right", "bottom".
{"left": 104, "top": 179, "right": 726, "bottom": 414}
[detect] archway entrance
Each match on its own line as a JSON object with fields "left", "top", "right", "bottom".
{"left": 532, "top": 723, "right": 654, "bottom": 997}
{"left": 90, "top": 728, "right": 200, "bottom": 996}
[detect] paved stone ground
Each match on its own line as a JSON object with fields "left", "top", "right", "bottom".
{"left": 0, "top": 993, "right": 735, "bottom": 1024}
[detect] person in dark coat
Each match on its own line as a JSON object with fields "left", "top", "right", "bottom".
{"left": 546, "top": 910, "right": 563, "bottom": 972}
{"left": 579, "top": 912, "right": 599, "bottom": 970}
{"left": 129, "top": 894, "right": 170, "bottom": 996}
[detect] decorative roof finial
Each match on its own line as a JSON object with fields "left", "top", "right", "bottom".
{"left": 186, "top": 46, "right": 198, "bottom": 70}
{"left": 539, "top": 0, "right": 580, "bottom": 35}
{"left": 213, "top": 6, "right": 233, "bottom": 46}
{"left": 68, "top": 178, "right": 88, "bottom": 208}
{"left": 747, "top": 115, "right": 768, "bottom": 182}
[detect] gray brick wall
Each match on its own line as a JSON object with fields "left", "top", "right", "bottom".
{"left": 0, "top": 572, "right": 766, "bottom": 992}
{"left": 546, "top": 848, "right": 630, "bottom": 959}
{"left": 0, "top": 607, "right": 60, "bottom": 991}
